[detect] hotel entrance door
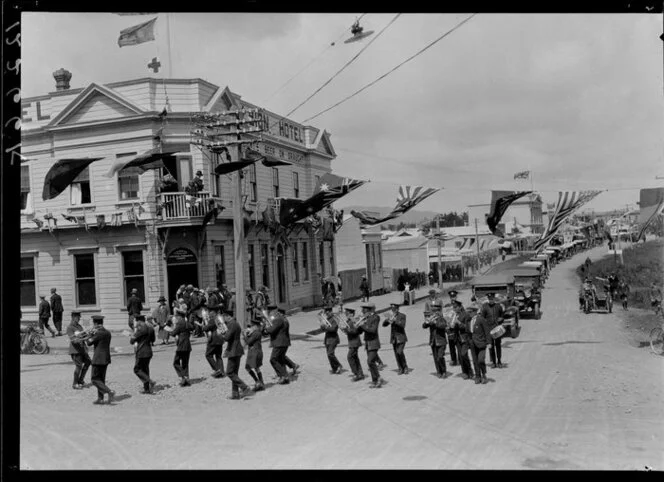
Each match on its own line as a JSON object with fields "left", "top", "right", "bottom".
{"left": 166, "top": 247, "right": 199, "bottom": 306}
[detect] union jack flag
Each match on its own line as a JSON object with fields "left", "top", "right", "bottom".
{"left": 351, "top": 185, "right": 440, "bottom": 226}
{"left": 534, "top": 190, "right": 603, "bottom": 250}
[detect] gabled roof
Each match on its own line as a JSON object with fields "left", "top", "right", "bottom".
{"left": 382, "top": 235, "right": 429, "bottom": 250}
{"left": 312, "top": 129, "right": 336, "bottom": 157}
{"left": 48, "top": 82, "right": 146, "bottom": 127}
{"left": 205, "top": 86, "right": 240, "bottom": 112}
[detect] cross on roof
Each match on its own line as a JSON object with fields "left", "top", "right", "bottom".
{"left": 148, "top": 57, "right": 161, "bottom": 73}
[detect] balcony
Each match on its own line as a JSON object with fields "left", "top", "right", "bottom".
{"left": 157, "top": 192, "right": 212, "bottom": 222}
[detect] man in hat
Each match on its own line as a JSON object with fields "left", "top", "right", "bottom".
{"left": 203, "top": 303, "right": 226, "bottom": 378}
{"left": 446, "top": 290, "right": 460, "bottom": 366}
{"left": 424, "top": 289, "right": 438, "bottom": 313}
{"left": 265, "top": 304, "right": 292, "bottom": 384}
{"left": 480, "top": 293, "right": 505, "bottom": 369}
{"left": 50, "top": 287, "right": 64, "bottom": 336}
{"left": 126, "top": 288, "right": 143, "bottom": 331}
{"left": 188, "top": 287, "right": 205, "bottom": 338}
{"left": 360, "top": 276, "right": 370, "bottom": 302}
{"left": 170, "top": 305, "right": 194, "bottom": 387}
{"left": 359, "top": 303, "right": 385, "bottom": 388}
{"left": 280, "top": 310, "right": 301, "bottom": 376}
{"left": 341, "top": 307, "right": 366, "bottom": 381}
{"left": 206, "top": 286, "right": 221, "bottom": 313}
{"left": 383, "top": 302, "right": 409, "bottom": 375}
{"left": 66, "top": 310, "right": 91, "bottom": 389}
{"left": 253, "top": 286, "right": 270, "bottom": 321}
{"left": 244, "top": 316, "right": 266, "bottom": 391}
{"left": 321, "top": 306, "right": 343, "bottom": 374}
{"left": 467, "top": 305, "right": 492, "bottom": 384}
{"left": 152, "top": 295, "right": 171, "bottom": 344}
{"left": 227, "top": 288, "right": 236, "bottom": 317}
{"left": 130, "top": 315, "right": 157, "bottom": 394}
{"left": 86, "top": 315, "right": 115, "bottom": 404}
{"left": 221, "top": 309, "right": 252, "bottom": 399}
{"left": 452, "top": 301, "right": 474, "bottom": 380}
{"left": 38, "top": 295, "right": 56, "bottom": 337}
{"left": 422, "top": 301, "right": 448, "bottom": 378}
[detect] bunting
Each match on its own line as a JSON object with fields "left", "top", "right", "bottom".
{"left": 111, "top": 213, "right": 123, "bottom": 226}
{"left": 201, "top": 199, "right": 225, "bottom": 230}
{"left": 33, "top": 218, "right": 44, "bottom": 229}
{"left": 96, "top": 214, "right": 106, "bottom": 230}
{"left": 43, "top": 213, "right": 57, "bottom": 232}
{"left": 485, "top": 190, "right": 532, "bottom": 237}
{"left": 350, "top": 185, "right": 439, "bottom": 226}
{"left": 636, "top": 187, "right": 664, "bottom": 242}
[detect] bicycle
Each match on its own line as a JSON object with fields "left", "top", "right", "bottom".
{"left": 649, "top": 300, "right": 664, "bottom": 356}
{"left": 20, "top": 324, "right": 50, "bottom": 355}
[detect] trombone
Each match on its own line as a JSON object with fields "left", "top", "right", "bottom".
{"left": 318, "top": 310, "right": 332, "bottom": 330}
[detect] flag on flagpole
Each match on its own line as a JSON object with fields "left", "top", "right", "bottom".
{"left": 534, "top": 190, "right": 603, "bottom": 250}
{"left": 636, "top": 187, "right": 664, "bottom": 241}
{"left": 513, "top": 170, "right": 530, "bottom": 180}
{"left": 485, "top": 190, "right": 532, "bottom": 237}
{"left": 118, "top": 17, "right": 157, "bottom": 47}
{"left": 350, "top": 185, "right": 439, "bottom": 226}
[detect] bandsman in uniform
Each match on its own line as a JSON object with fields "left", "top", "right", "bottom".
{"left": 422, "top": 302, "right": 448, "bottom": 378}
{"left": 424, "top": 289, "right": 438, "bottom": 313}
{"left": 203, "top": 302, "right": 226, "bottom": 378}
{"left": 152, "top": 295, "right": 171, "bottom": 345}
{"left": 66, "top": 310, "right": 91, "bottom": 389}
{"left": 321, "top": 306, "right": 343, "bottom": 374}
{"left": 171, "top": 306, "right": 194, "bottom": 387}
{"left": 342, "top": 307, "right": 366, "bottom": 381}
{"left": 265, "top": 304, "right": 292, "bottom": 385}
{"left": 222, "top": 309, "right": 253, "bottom": 399}
{"left": 85, "top": 315, "right": 115, "bottom": 404}
{"left": 243, "top": 317, "right": 266, "bottom": 391}
{"left": 480, "top": 292, "right": 505, "bottom": 368}
{"left": 452, "top": 301, "right": 474, "bottom": 380}
{"left": 383, "top": 302, "right": 409, "bottom": 375}
{"left": 130, "top": 315, "right": 156, "bottom": 394}
{"left": 359, "top": 303, "right": 385, "bottom": 388}
{"left": 445, "top": 290, "right": 460, "bottom": 366}
{"left": 467, "top": 304, "right": 492, "bottom": 384}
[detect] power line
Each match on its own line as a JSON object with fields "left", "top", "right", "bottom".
{"left": 301, "top": 13, "right": 478, "bottom": 124}
{"left": 284, "top": 13, "right": 402, "bottom": 118}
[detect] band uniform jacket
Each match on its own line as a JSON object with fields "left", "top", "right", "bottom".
{"left": 361, "top": 313, "right": 381, "bottom": 351}
{"left": 130, "top": 323, "right": 156, "bottom": 358}
{"left": 323, "top": 316, "right": 340, "bottom": 346}
{"left": 50, "top": 293, "right": 63, "bottom": 314}
{"left": 86, "top": 327, "right": 112, "bottom": 365}
{"left": 170, "top": 316, "right": 194, "bottom": 352}
{"left": 455, "top": 311, "right": 473, "bottom": 344}
{"left": 468, "top": 314, "right": 493, "bottom": 349}
{"left": 189, "top": 291, "right": 204, "bottom": 315}
{"left": 344, "top": 322, "right": 363, "bottom": 348}
{"left": 152, "top": 304, "right": 170, "bottom": 328}
{"left": 388, "top": 312, "right": 408, "bottom": 344}
{"left": 480, "top": 303, "right": 505, "bottom": 329}
{"left": 222, "top": 319, "right": 244, "bottom": 358}
{"left": 244, "top": 327, "right": 263, "bottom": 366}
{"left": 126, "top": 294, "right": 143, "bottom": 316}
{"left": 423, "top": 313, "right": 447, "bottom": 347}
{"left": 206, "top": 292, "right": 221, "bottom": 312}
{"left": 38, "top": 299, "right": 51, "bottom": 320}
{"left": 203, "top": 315, "right": 224, "bottom": 346}
{"left": 266, "top": 314, "right": 291, "bottom": 348}
{"left": 66, "top": 322, "right": 88, "bottom": 355}
{"left": 423, "top": 298, "right": 438, "bottom": 313}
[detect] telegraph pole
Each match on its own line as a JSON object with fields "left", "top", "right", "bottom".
{"left": 436, "top": 215, "right": 443, "bottom": 290}
{"left": 474, "top": 218, "right": 481, "bottom": 273}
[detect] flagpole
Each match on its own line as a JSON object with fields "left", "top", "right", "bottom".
{"left": 165, "top": 12, "right": 173, "bottom": 77}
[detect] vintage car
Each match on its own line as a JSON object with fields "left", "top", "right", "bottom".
{"left": 511, "top": 268, "right": 543, "bottom": 319}
{"left": 521, "top": 260, "right": 548, "bottom": 281}
{"left": 530, "top": 255, "right": 551, "bottom": 275}
{"left": 542, "top": 249, "right": 559, "bottom": 267}
{"left": 582, "top": 281, "right": 613, "bottom": 314}
{"left": 470, "top": 273, "right": 520, "bottom": 338}
{"left": 542, "top": 247, "right": 562, "bottom": 264}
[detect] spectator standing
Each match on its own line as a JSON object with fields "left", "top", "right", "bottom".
{"left": 38, "top": 294, "right": 56, "bottom": 337}
{"left": 360, "top": 276, "right": 370, "bottom": 302}
{"left": 50, "top": 287, "right": 64, "bottom": 336}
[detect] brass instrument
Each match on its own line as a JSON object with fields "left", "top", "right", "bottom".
{"left": 336, "top": 312, "right": 350, "bottom": 331}
{"left": 382, "top": 311, "right": 396, "bottom": 327}
{"left": 423, "top": 313, "right": 438, "bottom": 327}
{"left": 71, "top": 327, "right": 98, "bottom": 344}
{"left": 215, "top": 313, "right": 228, "bottom": 335}
{"left": 318, "top": 311, "right": 332, "bottom": 330}
{"left": 355, "top": 314, "right": 369, "bottom": 329}
{"left": 201, "top": 308, "right": 210, "bottom": 325}
{"left": 259, "top": 309, "right": 274, "bottom": 329}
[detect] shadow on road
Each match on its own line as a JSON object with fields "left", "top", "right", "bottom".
{"left": 541, "top": 341, "right": 602, "bottom": 346}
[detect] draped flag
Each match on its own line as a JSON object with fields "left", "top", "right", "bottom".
{"left": 33, "top": 218, "right": 44, "bottom": 229}
{"left": 636, "top": 187, "right": 664, "bottom": 241}
{"left": 118, "top": 17, "right": 157, "bottom": 47}
{"left": 104, "top": 148, "right": 178, "bottom": 178}
{"left": 242, "top": 148, "right": 294, "bottom": 168}
{"left": 201, "top": 199, "right": 225, "bottom": 231}
{"left": 42, "top": 158, "right": 103, "bottom": 201}
{"left": 214, "top": 160, "right": 256, "bottom": 175}
{"left": 534, "top": 190, "right": 603, "bottom": 250}
{"left": 280, "top": 173, "right": 366, "bottom": 226}
{"left": 111, "top": 213, "right": 123, "bottom": 226}
{"left": 485, "top": 190, "right": 532, "bottom": 237}
{"left": 350, "top": 185, "right": 439, "bottom": 226}
{"left": 513, "top": 170, "right": 530, "bottom": 180}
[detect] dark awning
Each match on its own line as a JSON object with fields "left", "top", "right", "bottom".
{"left": 42, "top": 157, "right": 104, "bottom": 201}
{"left": 242, "top": 148, "right": 293, "bottom": 167}
{"left": 104, "top": 147, "right": 179, "bottom": 178}
{"left": 214, "top": 160, "right": 256, "bottom": 175}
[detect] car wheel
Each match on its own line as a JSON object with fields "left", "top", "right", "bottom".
{"left": 511, "top": 319, "right": 520, "bottom": 339}
{"left": 534, "top": 303, "right": 541, "bottom": 319}
{"left": 584, "top": 299, "right": 590, "bottom": 314}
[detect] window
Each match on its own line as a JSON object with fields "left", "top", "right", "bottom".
{"left": 70, "top": 166, "right": 92, "bottom": 205}
{"left": 302, "top": 241, "right": 309, "bottom": 281}
{"left": 116, "top": 152, "right": 139, "bottom": 200}
{"left": 272, "top": 168, "right": 280, "bottom": 198}
{"left": 261, "top": 244, "right": 270, "bottom": 288}
{"left": 248, "top": 244, "right": 256, "bottom": 290}
{"left": 293, "top": 171, "right": 300, "bottom": 198}
{"left": 20, "top": 256, "right": 36, "bottom": 307}
{"left": 314, "top": 175, "right": 321, "bottom": 192}
{"left": 249, "top": 163, "right": 257, "bottom": 202}
{"left": 319, "top": 242, "right": 325, "bottom": 277}
{"left": 20, "top": 166, "right": 30, "bottom": 210}
{"left": 122, "top": 251, "right": 144, "bottom": 302}
{"left": 377, "top": 245, "right": 383, "bottom": 270}
{"left": 292, "top": 243, "right": 300, "bottom": 283}
{"left": 371, "top": 244, "right": 377, "bottom": 271}
{"left": 366, "top": 245, "right": 371, "bottom": 271}
{"left": 215, "top": 245, "right": 226, "bottom": 287}
{"left": 74, "top": 253, "right": 96, "bottom": 305}
{"left": 329, "top": 242, "right": 335, "bottom": 276}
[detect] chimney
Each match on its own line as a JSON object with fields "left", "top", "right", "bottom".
{"left": 53, "top": 68, "right": 72, "bottom": 91}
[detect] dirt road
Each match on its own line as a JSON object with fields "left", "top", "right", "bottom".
{"left": 19, "top": 246, "right": 663, "bottom": 470}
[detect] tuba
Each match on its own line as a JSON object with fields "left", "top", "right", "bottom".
{"left": 318, "top": 311, "right": 332, "bottom": 330}
{"left": 215, "top": 312, "right": 228, "bottom": 335}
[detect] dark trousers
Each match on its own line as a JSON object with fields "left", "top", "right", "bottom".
{"left": 133, "top": 356, "right": 152, "bottom": 391}
{"left": 173, "top": 350, "right": 190, "bottom": 378}
{"left": 283, "top": 353, "right": 297, "bottom": 370}
{"left": 375, "top": 353, "right": 384, "bottom": 366}
{"left": 458, "top": 341, "right": 474, "bottom": 377}
{"left": 489, "top": 336, "right": 502, "bottom": 364}
{"left": 189, "top": 313, "right": 203, "bottom": 336}
{"left": 367, "top": 349, "right": 380, "bottom": 382}
{"left": 469, "top": 343, "right": 487, "bottom": 378}
{"left": 53, "top": 312, "right": 63, "bottom": 333}
{"left": 431, "top": 344, "right": 446, "bottom": 375}
{"left": 205, "top": 344, "right": 225, "bottom": 375}
{"left": 38, "top": 318, "right": 55, "bottom": 335}
{"left": 71, "top": 353, "right": 91, "bottom": 385}
{"left": 448, "top": 335, "right": 458, "bottom": 364}
{"left": 226, "top": 356, "right": 248, "bottom": 395}
{"left": 392, "top": 342, "right": 408, "bottom": 371}
{"left": 270, "top": 347, "right": 288, "bottom": 378}
{"left": 347, "top": 346, "right": 363, "bottom": 376}
{"left": 326, "top": 344, "right": 342, "bottom": 371}
{"left": 91, "top": 364, "right": 111, "bottom": 399}
{"left": 128, "top": 315, "right": 135, "bottom": 330}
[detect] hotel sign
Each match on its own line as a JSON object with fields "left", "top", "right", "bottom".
{"left": 167, "top": 247, "right": 197, "bottom": 265}
{"left": 258, "top": 111, "right": 305, "bottom": 145}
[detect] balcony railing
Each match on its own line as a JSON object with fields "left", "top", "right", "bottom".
{"left": 158, "top": 192, "right": 212, "bottom": 221}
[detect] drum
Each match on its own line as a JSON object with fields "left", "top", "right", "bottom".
{"left": 490, "top": 325, "right": 506, "bottom": 339}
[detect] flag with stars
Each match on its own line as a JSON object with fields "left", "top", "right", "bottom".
{"left": 351, "top": 185, "right": 439, "bottom": 226}
{"left": 485, "top": 190, "right": 532, "bottom": 237}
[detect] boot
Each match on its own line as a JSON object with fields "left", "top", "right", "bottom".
{"left": 107, "top": 390, "right": 116, "bottom": 403}
{"left": 481, "top": 375, "right": 488, "bottom": 384}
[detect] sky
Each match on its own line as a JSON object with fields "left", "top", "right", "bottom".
{"left": 21, "top": 12, "right": 664, "bottom": 217}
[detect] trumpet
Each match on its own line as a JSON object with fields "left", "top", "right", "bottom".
{"left": 71, "top": 327, "right": 98, "bottom": 344}
{"left": 318, "top": 311, "right": 332, "bottom": 329}
{"left": 215, "top": 313, "right": 228, "bottom": 335}
{"left": 355, "top": 314, "right": 369, "bottom": 329}
{"left": 423, "top": 313, "right": 438, "bottom": 326}
{"left": 382, "top": 312, "right": 396, "bottom": 327}
{"left": 259, "top": 309, "right": 275, "bottom": 329}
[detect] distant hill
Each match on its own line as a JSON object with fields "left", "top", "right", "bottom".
{"left": 339, "top": 205, "right": 446, "bottom": 226}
